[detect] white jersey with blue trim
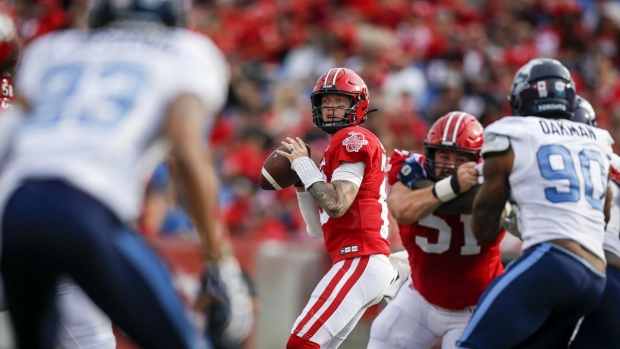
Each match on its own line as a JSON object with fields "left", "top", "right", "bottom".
{"left": 0, "top": 28, "right": 229, "bottom": 222}
{"left": 484, "top": 116, "right": 614, "bottom": 261}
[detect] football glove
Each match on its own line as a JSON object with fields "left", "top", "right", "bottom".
{"left": 199, "top": 261, "right": 232, "bottom": 338}
{"left": 397, "top": 157, "right": 425, "bottom": 189}
{"left": 502, "top": 202, "right": 522, "bottom": 239}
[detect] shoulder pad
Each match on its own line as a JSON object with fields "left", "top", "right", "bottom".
{"left": 481, "top": 134, "right": 510, "bottom": 158}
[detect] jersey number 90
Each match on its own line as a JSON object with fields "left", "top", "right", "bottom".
{"left": 537, "top": 144, "right": 607, "bottom": 211}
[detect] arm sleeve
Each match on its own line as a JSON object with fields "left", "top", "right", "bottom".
{"left": 296, "top": 191, "right": 323, "bottom": 239}
{"left": 331, "top": 161, "right": 365, "bottom": 187}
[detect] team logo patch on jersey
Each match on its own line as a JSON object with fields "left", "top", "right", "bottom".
{"left": 342, "top": 132, "right": 369, "bottom": 152}
{"left": 340, "top": 245, "right": 358, "bottom": 255}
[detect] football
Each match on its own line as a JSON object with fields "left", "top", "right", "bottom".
{"left": 259, "top": 145, "right": 312, "bottom": 190}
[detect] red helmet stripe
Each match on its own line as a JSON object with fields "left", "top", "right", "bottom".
{"left": 332, "top": 68, "right": 343, "bottom": 85}
{"left": 323, "top": 68, "right": 343, "bottom": 87}
{"left": 450, "top": 112, "right": 468, "bottom": 143}
{"left": 441, "top": 111, "right": 458, "bottom": 143}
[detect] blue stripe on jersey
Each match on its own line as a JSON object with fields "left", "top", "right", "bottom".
{"left": 115, "top": 231, "right": 199, "bottom": 349}
{"left": 459, "top": 243, "right": 551, "bottom": 341}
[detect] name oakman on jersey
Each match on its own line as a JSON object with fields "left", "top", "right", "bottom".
{"left": 539, "top": 119, "right": 596, "bottom": 139}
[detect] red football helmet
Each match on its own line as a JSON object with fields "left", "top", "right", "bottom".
{"left": 424, "top": 112, "right": 483, "bottom": 180}
{"left": 310, "top": 68, "right": 370, "bottom": 134}
{"left": 0, "top": 10, "right": 18, "bottom": 74}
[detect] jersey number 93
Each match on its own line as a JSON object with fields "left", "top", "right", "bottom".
{"left": 28, "top": 63, "right": 146, "bottom": 127}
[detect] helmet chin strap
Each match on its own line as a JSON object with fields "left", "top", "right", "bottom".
{"left": 316, "top": 105, "right": 376, "bottom": 134}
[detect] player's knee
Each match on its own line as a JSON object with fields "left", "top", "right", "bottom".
{"left": 286, "top": 334, "right": 320, "bottom": 349}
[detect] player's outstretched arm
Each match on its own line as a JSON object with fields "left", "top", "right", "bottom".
{"left": 472, "top": 148, "right": 513, "bottom": 244}
{"left": 388, "top": 181, "right": 441, "bottom": 224}
{"left": 437, "top": 186, "right": 479, "bottom": 215}
{"left": 165, "top": 93, "right": 222, "bottom": 261}
{"left": 389, "top": 162, "right": 479, "bottom": 224}
{"left": 411, "top": 179, "right": 480, "bottom": 215}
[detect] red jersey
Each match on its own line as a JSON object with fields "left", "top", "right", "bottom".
{"left": 1, "top": 73, "right": 12, "bottom": 110}
{"left": 319, "top": 126, "right": 391, "bottom": 264}
{"left": 387, "top": 149, "right": 504, "bottom": 310}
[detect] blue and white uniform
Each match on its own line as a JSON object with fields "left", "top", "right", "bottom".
{"left": 0, "top": 28, "right": 227, "bottom": 220}
{"left": 0, "top": 27, "right": 228, "bottom": 349}
{"left": 457, "top": 116, "right": 613, "bottom": 349}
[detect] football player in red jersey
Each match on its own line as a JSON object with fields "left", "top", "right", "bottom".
{"left": 0, "top": 8, "right": 21, "bottom": 157}
{"left": 367, "top": 112, "right": 505, "bottom": 349}
{"left": 276, "top": 68, "right": 394, "bottom": 349}
{"left": 0, "top": 72, "right": 12, "bottom": 111}
{"left": 0, "top": 7, "right": 18, "bottom": 112}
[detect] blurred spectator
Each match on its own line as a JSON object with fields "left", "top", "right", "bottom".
{"left": 139, "top": 163, "right": 199, "bottom": 238}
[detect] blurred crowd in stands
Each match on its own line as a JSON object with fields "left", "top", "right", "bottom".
{"left": 7, "top": 0, "right": 620, "bottom": 246}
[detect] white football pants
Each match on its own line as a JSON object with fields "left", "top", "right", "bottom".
{"left": 368, "top": 276, "right": 474, "bottom": 349}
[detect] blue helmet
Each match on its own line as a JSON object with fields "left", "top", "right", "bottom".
{"left": 571, "top": 95, "right": 597, "bottom": 127}
{"left": 509, "top": 58, "right": 576, "bottom": 119}
{"left": 89, "top": 0, "right": 186, "bottom": 28}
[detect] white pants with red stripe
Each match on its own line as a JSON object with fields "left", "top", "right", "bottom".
{"left": 291, "top": 254, "right": 394, "bottom": 348}
{"left": 367, "top": 276, "right": 475, "bottom": 349}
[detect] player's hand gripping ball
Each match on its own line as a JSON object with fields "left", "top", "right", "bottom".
{"left": 259, "top": 144, "right": 311, "bottom": 190}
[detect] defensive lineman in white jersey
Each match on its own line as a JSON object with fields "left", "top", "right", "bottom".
{"left": 0, "top": 1, "right": 229, "bottom": 348}
{"left": 0, "top": 27, "right": 227, "bottom": 222}
{"left": 0, "top": 12, "right": 115, "bottom": 348}
{"left": 488, "top": 117, "right": 611, "bottom": 258}
{"left": 456, "top": 58, "right": 613, "bottom": 349}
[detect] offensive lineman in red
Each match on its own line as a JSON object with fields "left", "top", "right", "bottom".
{"left": 277, "top": 68, "right": 394, "bottom": 349}
{"left": 0, "top": 7, "right": 17, "bottom": 112}
{"left": 368, "top": 112, "right": 504, "bottom": 349}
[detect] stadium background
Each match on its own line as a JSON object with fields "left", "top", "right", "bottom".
{"left": 0, "top": 0, "right": 619, "bottom": 348}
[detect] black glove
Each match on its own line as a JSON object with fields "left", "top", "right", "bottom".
{"left": 200, "top": 261, "right": 232, "bottom": 336}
